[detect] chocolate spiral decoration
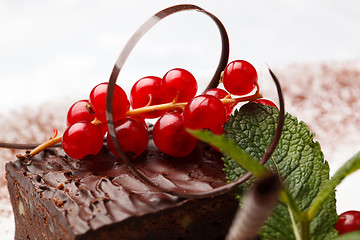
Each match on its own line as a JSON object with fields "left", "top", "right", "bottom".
{"left": 106, "top": 4, "right": 285, "bottom": 199}
{"left": 0, "top": 140, "right": 61, "bottom": 150}
{"left": 0, "top": 4, "right": 285, "bottom": 199}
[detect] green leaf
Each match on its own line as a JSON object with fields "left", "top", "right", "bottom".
{"left": 308, "top": 151, "right": 360, "bottom": 220}
{"left": 223, "top": 102, "right": 338, "bottom": 240}
{"left": 187, "top": 129, "right": 268, "bottom": 178}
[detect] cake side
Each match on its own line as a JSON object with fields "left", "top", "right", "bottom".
{"left": 6, "top": 141, "right": 238, "bottom": 240}
{"left": 76, "top": 193, "right": 237, "bottom": 240}
{"left": 6, "top": 159, "right": 75, "bottom": 239}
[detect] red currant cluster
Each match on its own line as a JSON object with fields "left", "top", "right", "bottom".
{"left": 62, "top": 60, "right": 276, "bottom": 160}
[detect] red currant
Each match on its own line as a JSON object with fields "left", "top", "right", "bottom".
{"left": 183, "top": 95, "right": 227, "bottom": 134}
{"left": 130, "top": 76, "right": 172, "bottom": 118}
{"left": 129, "top": 115, "right": 148, "bottom": 129}
{"left": 62, "top": 122, "right": 104, "bottom": 159}
{"left": 89, "top": 82, "right": 130, "bottom": 123}
{"left": 98, "top": 123, "right": 109, "bottom": 137}
{"left": 153, "top": 112, "right": 197, "bottom": 157}
{"left": 222, "top": 60, "right": 258, "bottom": 96}
{"left": 335, "top": 211, "right": 360, "bottom": 235}
{"left": 106, "top": 117, "right": 149, "bottom": 158}
{"left": 162, "top": 68, "right": 198, "bottom": 102}
{"left": 253, "top": 98, "right": 278, "bottom": 110}
{"left": 66, "top": 100, "right": 95, "bottom": 127}
{"left": 204, "top": 88, "right": 235, "bottom": 118}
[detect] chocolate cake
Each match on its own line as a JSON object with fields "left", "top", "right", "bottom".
{"left": 6, "top": 140, "right": 238, "bottom": 240}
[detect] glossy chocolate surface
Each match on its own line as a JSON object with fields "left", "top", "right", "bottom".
{"left": 8, "top": 140, "right": 228, "bottom": 235}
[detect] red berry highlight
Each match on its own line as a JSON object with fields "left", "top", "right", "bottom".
{"left": 66, "top": 100, "right": 95, "bottom": 127}
{"left": 62, "top": 122, "right": 104, "bottom": 159}
{"left": 253, "top": 98, "right": 278, "bottom": 109}
{"left": 153, "top": 112, "right": 197, "bottom": 157}
{"left": 204, "top": 88, "right": 235, "bottom": 118}
{"left": 129, "top": 115, "right": 148, "bottom": 129}
{"left": 130, "top": 76, "right": 172, "bottom": 118}
{"left": 89, "top": 82, "right": 130, "bottom": 123}
{"left": 222, "top": 60, "right": 258, "bottom": 96}
{"left": 183, "top": 95, "right": 227, "bottom": 134}
{"left": 106, "top": 117, "right": 149, "bottom": 158}
{"left": 163, "top": 68, "right": 198, "bottom": 102}
{"left": 335, "top": 210, "right": 360, "bottom": 235}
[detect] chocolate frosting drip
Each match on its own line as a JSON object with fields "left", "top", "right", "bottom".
{"left": 9, "top": 141, "right": 227, "bottom": 235}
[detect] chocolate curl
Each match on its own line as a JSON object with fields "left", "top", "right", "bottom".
{"left": 106, "top": 4, "right": 232, "bottom": 198}
{"left": 0, "top": 142, "right": 62, "bottom": 150}
{"left": 0, "top": 5, "right": 286, "bottom": 200}
{"left": 226, "top": 173, "right": 282, "bottom": 240}
{"left": 106, "top": 3, "right": 285, "bottom": 199}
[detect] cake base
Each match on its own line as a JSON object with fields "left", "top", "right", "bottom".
{"left": 6, "top": 141, "right": 238, "bottom": 240}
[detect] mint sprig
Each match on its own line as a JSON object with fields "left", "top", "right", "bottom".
{"left": 190, "top": 102, "right": 360, "bottom": 239}
{"left": 224, "top": 103, "right": 339, "bottom": 239}
{"left": 308, "top": 151, "right": 360, "bottom": 220}
{"left": 188, "top": 129, "right": 267, "bottom": 178}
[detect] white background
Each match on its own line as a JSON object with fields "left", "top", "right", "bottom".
{"left": 1, "top": 0, "right": 360, "bottom": 113}
{"left": 0, "top": 1, "right": 360, "bottom": 238}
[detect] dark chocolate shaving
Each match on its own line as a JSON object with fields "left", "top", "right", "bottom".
{"left": 225, "top": 173, "right": 282, "bottom": 240}
{"left": 0, "top": 4, "right": 286, "bottom": 200}
{"left": 259, "top": 68, "right": 285, "bottom": 165}
{"left": 0, "top": 142, "right": 62, "bottom": 150}
{"left": 106, "top": 4, "right": 285, "bottom": 199}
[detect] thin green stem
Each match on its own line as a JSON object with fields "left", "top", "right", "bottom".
{"left": 308, "top": 151, "right": 360, "bottom": 221}
{"left": 288, "top": 205, "right": 302, "bottom": 240}
{"left": 280, "top": 190, "right": 311, "bottom": 240}
{"left": 279, "top": 190, "right": 303, "bottom": 220}
{"left": 300, "top": 214, "right": 311, "bottom": 240}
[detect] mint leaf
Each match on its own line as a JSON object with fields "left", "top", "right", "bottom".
{"left": 223, "top": 102, "right": 338, "bottom": 240}
{"left": 309, "top": 151, "right": 360, "bottom": 221}
{"left": 188, "top": 129, "right": 267, "bottom": 178}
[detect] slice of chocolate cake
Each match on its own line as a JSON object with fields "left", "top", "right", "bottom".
{"left": 6, "top": 140, "right": 238, "bottom": 240}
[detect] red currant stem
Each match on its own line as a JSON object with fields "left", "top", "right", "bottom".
{"left": 145, "top": 94, "right": 153, "bottom": 107}
{"left": 91, "top": 118, "right": 103, "bottom": 125}
{"left": 29, "top": 135, "right": 63, "bottom": 156}
{"left": 173, "top": 92, "right": 180, "bottom": 104}
{"left": 85, "top": 102, "right": 95, "bottom": 114}
{"left": 221, "top": 92, "right": 263, "bottom": 105}
{"left": 28, "top": 118, "right": 104, "bottom": 156}
{"left": 127, "top": 92, "right": 262, "bottom": 116}
{"left": 126, "top": 101, "right": 186, "bottom": 116}
{"left": 219, "top": 70, "right": 224, "bottom": 83}
{"left": 128, "top": 85, "right": 262, "bottom": 116}
{"left": 51, "top": 129, "right": 58, "bottom": 139}
{"left": 28, "top": 88, "right": 262, "bottom": 156}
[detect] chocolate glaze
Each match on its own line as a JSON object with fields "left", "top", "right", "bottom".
{"left": 7, "top": 140, "right": 229, "bottom": 235}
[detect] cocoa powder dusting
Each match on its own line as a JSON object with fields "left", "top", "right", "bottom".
{"left": 0, "top": 101, "right": 67, "bottom": 237}
{"left": 260, "top": 61, "right": 360, "bottom": 165}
